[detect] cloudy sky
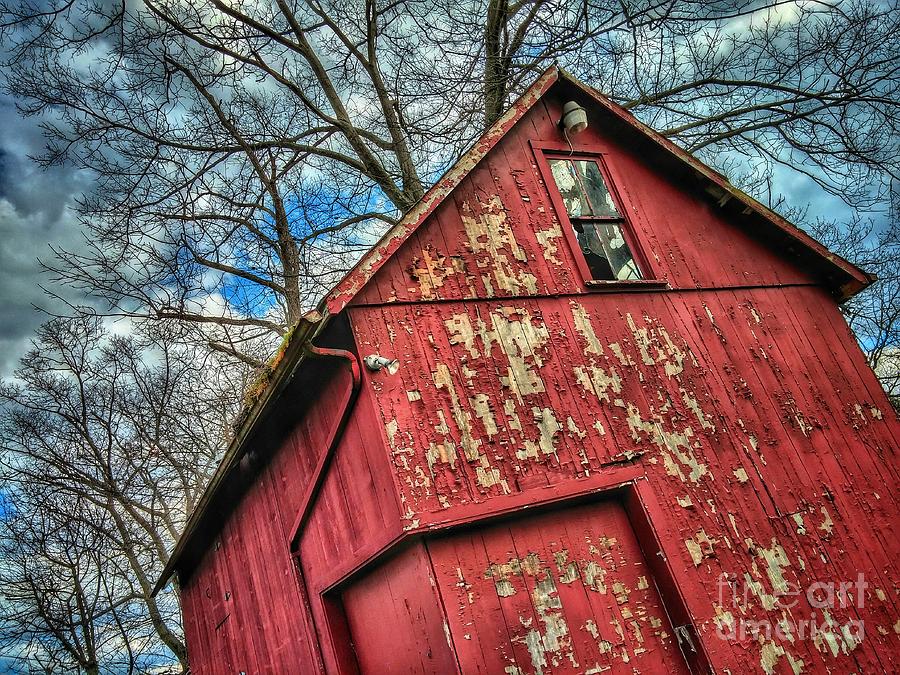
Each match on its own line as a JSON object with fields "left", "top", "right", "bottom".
{"left": 0, "top": 91, "right": 97, "bottom": 378}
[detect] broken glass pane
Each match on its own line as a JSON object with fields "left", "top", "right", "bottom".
{"left": 576, "top": 160, "right": 620, "bottom": 218}
{"left": 548, "top": 158, "right": 620, "bottom": 218}
{"left": 549, "top": 159, "right": 590, "bottom": 216}
{"left": 577, "top": 222, "right": 642, "bottom": 281}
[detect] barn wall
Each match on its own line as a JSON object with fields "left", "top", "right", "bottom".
{"left": 350, "top": 286, "right": 899, "bottom": 672}
{"left": 338, "top": 84, "right": 898, "bottom": 672}
{"left": 180, "top": 360, "right": 402, "bottom": 674}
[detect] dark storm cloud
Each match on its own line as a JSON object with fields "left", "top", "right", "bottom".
{"left": 0, "top": 93, "right": 91, "bottom": 219}
{"left": 0, "top": 93, "right": 93, "bottom": 378}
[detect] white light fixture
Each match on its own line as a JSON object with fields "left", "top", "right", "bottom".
{"left": 364, "top": 354, "right": 400, "bottom": 374}
{"left": 561, "top": 101, "right": 588, "bottom": 135}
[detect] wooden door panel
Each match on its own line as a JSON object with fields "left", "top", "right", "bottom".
{"left": 429, "top": 500, "right": 690, "bottom": 675}
{"left": 340, "top": 543, "right": 459, "bottom": 674}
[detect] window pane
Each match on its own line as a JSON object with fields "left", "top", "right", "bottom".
{"left": 548, "top": 158, "right": 621, "bottom": 219}
{"left": 575, "top": 161, "right": 620, "bottom": 218}
{"left": 548, "top": 159, "right": 590, "bottom": 216}
{"left": 547, "top": 155, "right": 641, "bottom": 281}
{"left": 577, "top": 222, "right": 642, "bottom": 281}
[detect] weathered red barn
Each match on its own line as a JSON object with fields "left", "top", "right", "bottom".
{"left": 156, "top": 67, "right": 900, "bottom": 674}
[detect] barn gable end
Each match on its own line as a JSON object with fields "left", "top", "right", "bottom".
{"left": 353, "top": 79, "right": 822, "bottom": 308}
{"left": 165, "top": 67, "right": 899, "bottom": 675}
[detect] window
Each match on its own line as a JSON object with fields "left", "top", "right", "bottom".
{"left": 546, "top": 156, "right": 643, "bottom": 281}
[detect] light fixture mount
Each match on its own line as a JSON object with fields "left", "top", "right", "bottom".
{"left": 561, "top": 101, "right": 588, "bottom": 135}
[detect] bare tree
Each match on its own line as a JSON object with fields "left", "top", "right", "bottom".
{"left": 0, "top": 491, "right": 134, "bottom": 674}
{"left": 0, "top": 317, "right": 249, "bottom": 671}
{"left": 806, "top": 194, "right": 900, "bottom": 408}
{"left": 1, "top": 0, "right": 896, "bottom": 365}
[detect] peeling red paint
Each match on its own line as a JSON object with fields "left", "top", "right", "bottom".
{"left": 324, "top": 68, "right": 559, "bottom": 316}
{"left": 175, "top": 71, "right": 898, "bottom": 675}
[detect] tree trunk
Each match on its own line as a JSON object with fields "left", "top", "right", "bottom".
{"left": 483, "top": 0, "right": 509, "bottom": 128}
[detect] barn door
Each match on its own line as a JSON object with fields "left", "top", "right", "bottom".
{"left": 339, "top": 542, "right": 460, "bottom": 674}
{"left": 428, "top": 500, "right": 691, "bottom": 674}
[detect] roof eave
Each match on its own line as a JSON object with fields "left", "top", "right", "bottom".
{"left": 555, "top": 69, "right": 873, "bottom": 300}
{"left": 152, "top": 311, "right": 327, "bottom": 596}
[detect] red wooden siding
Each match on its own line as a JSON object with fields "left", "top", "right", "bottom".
{"left": 349, "top": 283, "right": 899, "bottom": 672}
{"left": 340, "top": 543, "right": 458, "bottom": 674}
{"left": 429, "top": 500, "right": 689, "bottom": 674}
{"left": 294, "top": 380, "right": 405, "bottom": 673}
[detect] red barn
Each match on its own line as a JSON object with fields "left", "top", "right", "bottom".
{"left": 156, "top": 67, "right": 900, "bottom": 674}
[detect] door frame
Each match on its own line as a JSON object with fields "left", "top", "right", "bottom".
{"left": 320, "top": 474, "right": 712, "bottom": 674}
{"left": 624, "top": 480, "right": 713, "bottom": 673}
